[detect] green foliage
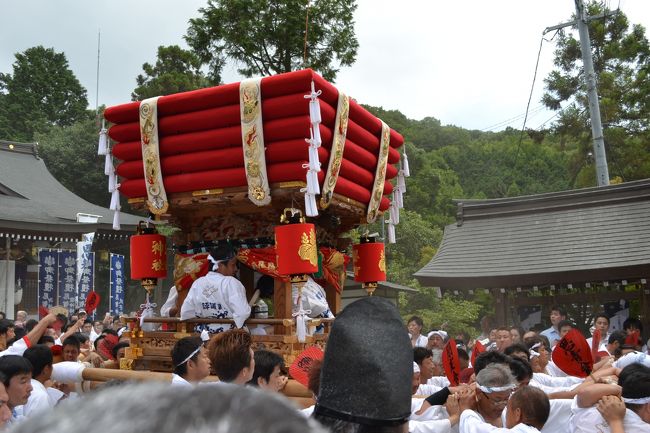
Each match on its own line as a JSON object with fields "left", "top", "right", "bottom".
{"left": 34, "top": 115, "right": 107, "bottom": 206}
{"left": 131, "top": 45, "right": 214, "bottom": 101}
{"left": 400, "top": 290, "right": 483, "bottom": 337}
{"left": 0, "top": 46, "right": 89, "bottom": 141}
{"left": 542, "top": 2, "right": 650, "bottom": 182}
{"left": 185, "top": 0, "right": 358, "bottom": 82}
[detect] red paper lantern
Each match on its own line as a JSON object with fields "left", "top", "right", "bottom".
{"left": 352, "top": 237, "right": 386, "bottom": 295}
{"left": 275, "top": 217, "right": 318, "bottom": 279}
{"left": 130, "top": 222, "right": 167, "bottom": 295}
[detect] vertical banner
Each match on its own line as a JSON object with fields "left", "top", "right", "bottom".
{"left": 57, "top": 251, "right": 77, "bottom": 313}
{"left": 38, "top": 249, "right": 57, "bottom": 311}
{"left": 76, "top": 233, "right": 95, "bottom": 310}
{"left": 110, "top": 254, "right": 125, "bottom": 315}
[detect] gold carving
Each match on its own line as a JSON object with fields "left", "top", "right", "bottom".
{"left": 366, "top": 121, "right": 391, "bottom": 223}
{"left": 379, "top": 250, "right": 386, "bottom": 273}
{"left": 298, "top": 229, "right": 318, "bottom": 266}
{"left": 320, "top": 93, "right": 350, "bottom": 209}
{"left": 240, "top": 78, "right": 271, "bottom": 206}
{"left": 139, "top": 97, "right": 169, "bottom": 215}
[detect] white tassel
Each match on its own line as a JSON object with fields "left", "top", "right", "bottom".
{"left": 388, "top": 221, "right": 396, "bottom": 244}
{"left": 307, "top": 171, "right": 320, "bottom": 194}
{"left": 398, "top": 170, "right": 406, "bottom": 192}
{"left": 104, "top": 154, "right": 114, "bottom": 176}
{"left": 306, "top": 81, "right": 323, "bottom": 123}
{"left": 304, "top": 193, "right": 318, "bottom": 217}
{"left": 112, "top": 207, "right": 121, "bottom": 230}
{"left": 308, "top": 146, "right": 320, "bottom": 171}
{"left": 396, "top": 187, "right": 404, "bottom": 209}
{"left": 390, "top": 202, "right": 399, "bottom": 225}
{"left": 296, "top": 314, "right": 307, "bottom": 343}
{"left": 110, "top": 188, "right": 120, "bottom": 211}
{"left": 312, "top": 125, "right": 322, "bottom": 147}
{"left": 97, "top": 127, "right": 108, "bottom": 156}
{"left": 108, "top": 172, "right": 117, "bottom": 193}
{"left": 402, "top": 151, "right": 410, "bottom": 177}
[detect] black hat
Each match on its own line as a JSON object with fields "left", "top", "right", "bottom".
{"left": 314, "top": 297, "right": 412, "bottom": 426}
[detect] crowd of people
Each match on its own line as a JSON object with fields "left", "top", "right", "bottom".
{"left": 0, "top": 282, "right": 648, "bottom": 433}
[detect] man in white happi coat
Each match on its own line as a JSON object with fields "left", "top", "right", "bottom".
{"left": 180, "top": 245, "right": 251, "bottom": 334}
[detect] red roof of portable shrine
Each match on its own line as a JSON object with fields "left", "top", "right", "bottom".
{"left": 104, "top": 69, "right": 404, "bottom": 217}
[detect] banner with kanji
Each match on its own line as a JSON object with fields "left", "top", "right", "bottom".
{"left": 57, "top": 251, "right": 77, "bottom": 312}
{"left": 110, "top": 253, "right": 125, "bottom": 315}
{"left": 76, "top": 234, "right": 95, "bottom": 310}
{"left": 38, "top": 249, "right": 58, "bottom": 310}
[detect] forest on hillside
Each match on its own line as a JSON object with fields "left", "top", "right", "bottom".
{"left": 1, "top": 1, "right": 648, "bottom": 334}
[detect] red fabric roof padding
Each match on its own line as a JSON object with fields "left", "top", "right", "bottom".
{"left": 107, "top": 92, "right": 332, "bottom": 142}
{"left": 111, "top": 123, "right": 335, "bottom": 162}
{"left": 348, "top": 99, "right": 405, "bottom": 149}
{"left": 118, "top": 161, "right": 325, "bottom": 198}
{"left": 115, "top": 145, "right": 331, "bottom": 180}
{"left": 104, "top": 70, "right": 339, "bottom": 124}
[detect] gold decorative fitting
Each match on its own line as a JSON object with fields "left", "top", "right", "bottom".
{"left": 298, "top": 229, "right": 318, "bottom": 266}
{"left": 379, "top": 250, "right": 386, "bottom": 273}
{"left": 192, "top": 188, "right": 224, "bottom": 197}
{"left": 363, "top": 282, "right": 378, "bottom": 296}
{"left": 128, "top": 197, "right": 146, "bottom": 204}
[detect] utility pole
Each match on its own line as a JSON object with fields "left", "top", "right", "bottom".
{"left": 544, "top": 1, "right": 610, "bottom": 186}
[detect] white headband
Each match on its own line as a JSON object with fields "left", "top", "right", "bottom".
{"left": 477, "top": 384, "right": 517, "bottom": 393}
{"left": 177, "top": 346, "right": 202, "bottom": 367}
{"left": 622, "top": 396, "right": 650, "bottom": 405}
{"left": 413, "top": 362, "right": 420, "bottom": 374}
{"left": 529, "top": 342, "right": 542, "bottom": 358}
{"left": 207, "top": 255, "right": 219, "bottom": 271}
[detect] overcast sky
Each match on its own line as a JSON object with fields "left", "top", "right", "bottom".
{"left": 1, "top": 0, "right": 649, "bottom": 131}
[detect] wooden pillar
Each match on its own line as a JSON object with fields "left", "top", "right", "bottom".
{"left": 641, "top": 281, "right": 650, "bottom": 341}
{"left": 239, "top": 264, "right": 256, "bottom": 302}
{"left": 493, "top": 288, "right": 507, "bottom": 326}
{"left": 273, "top": 279, "right": 293, "bottom": 334}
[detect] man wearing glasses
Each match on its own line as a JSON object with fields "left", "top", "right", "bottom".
{"left": 180, "top": 244, "right": 251, "bottom": 334}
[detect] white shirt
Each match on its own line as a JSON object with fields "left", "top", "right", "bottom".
{"left": 427, "top": 376, "right": 451, "bottom": 388}
{"left": 21, "top": 379, "right": 62, "bottom": 417}
{"left": 160, "top": 286, "right": 178, "bottom": 317}
{"left": 411, "top": 334, "right": 429, "bottom": 348}
{"left": 544, "top": 361, "right": 568, "bottom": 377}
{"left": 170, "top": 373, "right": 193, "bottom": 387}
{"left": 180, "top": 271, "right": 251, "bottom": 333}
{"left": 532, "top": 373, "right": 582, "bottom": 389}
{"left": 416, "top": 384, "right": 445, "bottom": 397}
{"left": 460, "top": 410, "right": 540, "bottom": 433}
{"left": 0, "top": 337, "right": 30, "bottom": 357}
{"left": 409, "top": 399, "right": 456, "bottom": 433}
{"left": 570, "top": 399, "right": 650, "bottom": 433}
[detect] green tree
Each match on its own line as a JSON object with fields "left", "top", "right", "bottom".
{"left": 131, "top": 45, "right": 214, "bottom": 101}
{"left": 542, "top": 3, "right": 650, "bottom": 183}
{"left": 185, "top": 0, "right": 359, "bottom": 82}
{"left": 35, "top": 114, "right": 107, "bottom": 206}
{"left": 0, "top": 46, "right": 89, "bottom": 141}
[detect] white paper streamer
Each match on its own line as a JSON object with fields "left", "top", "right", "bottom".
{"left": 103, "top": 153, "right": 113, "bottom": 176}
{"left": 402, "top": 149, "right": 410, "bottom": 177}
{"left": 109, "top": 188, "right": 120, "bottom": 211}
{"left": 97, "top": 124, "right": 108, "bottom": 156}
{"left": 387, "top": 221, "right": 396, "bottom": 244}
{"left": 112, "top": 207, "right": 121, "bottom": 230}
{"left": 302, "top": 80, "right": 323, "bottom": 217}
